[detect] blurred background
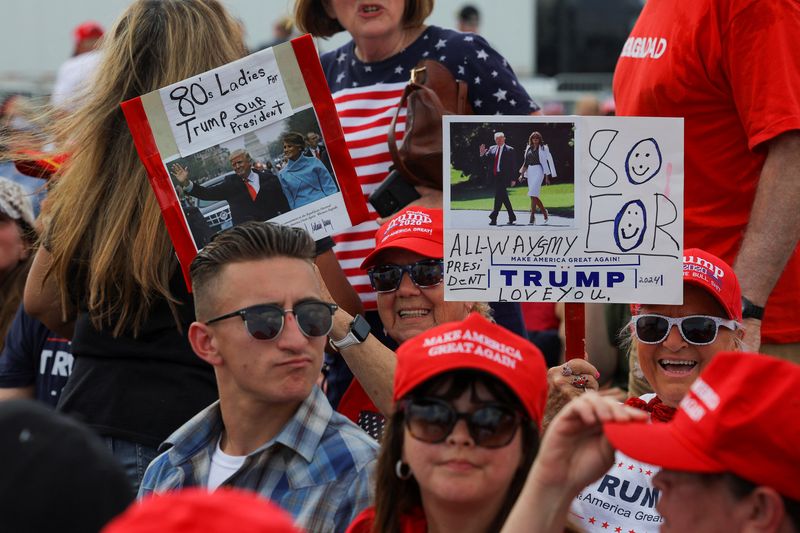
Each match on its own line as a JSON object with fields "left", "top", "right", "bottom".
{"left": 0, "top": 0, "right": 644, "bottom": 113}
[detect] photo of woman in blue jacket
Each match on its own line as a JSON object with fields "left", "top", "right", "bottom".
{"left": 278, "top": 131, "right": 339, "bottom": 209}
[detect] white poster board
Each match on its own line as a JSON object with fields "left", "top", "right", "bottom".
{"left": 443, "top": 116, "right": 684, "bottom": 304}
{"left": 159, "top": 48, "right": 292, "bottom": 157}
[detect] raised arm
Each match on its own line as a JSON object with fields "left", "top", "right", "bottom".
{"left": 501, "top": 394, "right": 647, "bottom": 533}
{"left": 315, "top": 265, "right": 395, "bottom": 416}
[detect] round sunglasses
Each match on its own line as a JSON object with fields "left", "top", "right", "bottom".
{"left": 205, "top": 300, "right": 338, "bottom": 340}
{"left": 401, "top": 397, "right": 522, "bottom": 448}
{"left": 368, "top": 259, "right": 444, "bottom": 293}
{"left": 631, "top": 314, "right": 741, "bottom": 346}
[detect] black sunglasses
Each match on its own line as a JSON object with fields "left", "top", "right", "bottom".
{"left": 368, "top": 259, "right": 444, "bottom": 293}
{"left": 631, "top": 314, "right": 740, "bottom": 346}
{"left": 401, "top": 397, "right": 522, "bottom": 448}
{"left": 206, "top": 300, "right": 338, "bottom": 340}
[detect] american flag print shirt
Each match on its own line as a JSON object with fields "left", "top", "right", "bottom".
{"left": 321, "top": 25, "right": 539, "bottom": 309}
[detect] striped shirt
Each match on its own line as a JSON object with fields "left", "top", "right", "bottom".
{"left": 139, "top": 386, "right": 379, "bottom": 533}
{"left": 321, "top": 26, "right": 539, "bottom": 309}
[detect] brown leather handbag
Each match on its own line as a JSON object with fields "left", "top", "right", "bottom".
{"left": 387, "top": 60, "right": 473, "bottom": 190}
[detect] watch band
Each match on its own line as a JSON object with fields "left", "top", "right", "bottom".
{"left": 741, "top": 296, "right": 765, "bottom": 320}
{"left": 330, "top": 314, "right": 370, "bottom": 351}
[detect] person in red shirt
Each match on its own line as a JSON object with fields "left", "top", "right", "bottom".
{"left": 613, "top": 0, "right": 800, "bottom": 361}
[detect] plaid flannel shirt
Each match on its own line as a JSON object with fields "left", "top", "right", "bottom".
{"left": 139, "top": 387, "right": 378, "bottom": 533}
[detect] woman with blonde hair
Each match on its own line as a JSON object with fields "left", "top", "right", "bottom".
{"left": 22, "top": 0, "right": 247, "bottom": 489}
{"left": 504, "top": 248, "right": 746, "bottom": 533}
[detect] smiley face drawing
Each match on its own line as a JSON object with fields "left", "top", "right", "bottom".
{"left": 625, "top": 138, "right": 662, "bottom": 184}
{"left": 614, "top": 199, "right": 647, "bottom": 251}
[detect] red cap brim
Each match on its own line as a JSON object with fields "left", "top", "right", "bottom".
{"left": 604, "top": 419, "right": 726, "bottom": 473}
{"left": 360, "top": 238, "right": 444, "bottom": 270}
{"left": 13, "top": 152, "right": 67, "bottom": 180}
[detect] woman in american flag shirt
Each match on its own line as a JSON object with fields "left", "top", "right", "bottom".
{"left": 295, "top": 0, "right": 540, "bottom": 317}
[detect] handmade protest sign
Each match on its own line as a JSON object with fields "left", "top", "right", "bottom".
{"left": 443, "top": 116, "right": 683, "bottom": 304}
{"left": 121, "top": 35, "right": 368, "bottom": 286}
{"left": 160, "top": 48, "right": 291, "bottom": 156}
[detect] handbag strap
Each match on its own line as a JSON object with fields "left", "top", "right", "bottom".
{"left": 387, "top": 81, "right": 418, "bottom": 183}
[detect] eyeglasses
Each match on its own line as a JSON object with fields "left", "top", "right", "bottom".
{"left": 206, "top": 300, "right": 338, "bottom": 340}
{"left": 401, "top": 397, "right": 522, "bottom": 448}
{"left": 630, "top": 314, "right": 741, "bottom": 346}
{"left": 368, "top": 259, "right": 444, "bottom": 293}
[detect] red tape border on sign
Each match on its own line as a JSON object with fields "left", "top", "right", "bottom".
{"left": 291, "top": 34, "right": 370, "bottom": 225}
{"left": 120, "top": 96, "right": 197, "bottom": 290}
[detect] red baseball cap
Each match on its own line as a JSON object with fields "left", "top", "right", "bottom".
{"left": 102, "top": 488, "right": 303, "bottom": 533}
{"left": 74, "top": 21, "right": 104, "bottom": 45}
{"left": 604, "top": 352, "right": 800, "bottom": 500}
{"left": 13, "top": 150, "right": 68, "bottom": 180}
{"left": 394, "top": 313, "right": 548, "bottom": 426}
{"left": 631, "top": 248, "right": 741, "bottom": 320}
{"left": 682, "top": 248, "right": 741, "bottom": 321}
{"left": 360, "top": 207, "right": 443, "bottom": 269}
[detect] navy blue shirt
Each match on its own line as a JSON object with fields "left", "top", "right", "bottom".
{"left": 321, "top": 25, "right": 539, "bottom": 115}
{"left": 0, "top": 305, "right": 72, "bottom": 407}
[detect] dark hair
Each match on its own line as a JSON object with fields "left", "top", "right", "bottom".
{"left": 190, "top": 222, "right": 315, "bottom": 318}
{"left": 458, "top": 5, "right": 480, "bottom": 24}
{"left": 709, "top": 473, "right": 800, "bottom": 530}
{"left": 282, "top": 131, "right": 306, "bottom": 149}
{"left": 371, "top": 370, "right": 539, "bottom": 533}
{"left": 294, "top": 0, "right": 434, "bottom": 38}
{"left": 528, "top": 131, "right": 544, "bottom": 145}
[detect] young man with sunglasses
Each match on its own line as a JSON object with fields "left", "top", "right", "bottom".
{"left": 138, "top": 222, "right": 378, "bottom": 533}
{"left": 565, "top": 247, "right": 744, "bottom": 532}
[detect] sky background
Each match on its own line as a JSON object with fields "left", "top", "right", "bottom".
{"left": 1, "top": 0, "right": 535, "bottom": 82}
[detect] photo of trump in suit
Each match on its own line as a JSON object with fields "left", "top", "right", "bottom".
{"left": 172, "top": 149, "right": 290, "bottom": 225}
{"left": 479, "top": 132, "right": 517, "bottom": 225}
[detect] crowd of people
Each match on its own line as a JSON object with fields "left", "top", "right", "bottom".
{"left": 0, "top": 0, "right": 798, "bottom": 532}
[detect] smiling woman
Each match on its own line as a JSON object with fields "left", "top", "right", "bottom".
{"left": 345, "top": 313, "right": 548, "bottom": 533}
{"left": 566, "top": 247, "right": 744, "bottom": 532}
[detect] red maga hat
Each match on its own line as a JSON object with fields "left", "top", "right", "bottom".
{"left": 394, "top": 313, "right": 548, "bottom": 425}
{"left": 13, "top": 150, "right": 68, "bottom": 180}
{"left": 360, "top": 207, "right": 443, "bottom": 269}
{"left": 102, "top": 487, "right": 303, "bottom": 533}
{"left": 605, "top": 352, "right": 800, "bottom": 500}
{"left": 681, "top": 247, "right": 741, "bottom": 321}
{"left": 73, "top": 21, "right": 104, "bottom": 44}
{"left": 631, "top": 247, "right": 741, "bottom": 320}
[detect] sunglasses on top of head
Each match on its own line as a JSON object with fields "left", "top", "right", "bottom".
{"left": 400, "top": 397, "right": 523, "bottom": 448}
{"left": 630, "top": 314, "right": 741, "bottom": 346}
{"left": 368, "top": 259, "right": 444, "bottom": 293}
{"left": 205, "top": 300, "right": 338, "bottom": 340}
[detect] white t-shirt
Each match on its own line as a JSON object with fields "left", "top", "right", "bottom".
{"left": 51, "top": 51, "right": 101, "bottom": 110}
{"left": 208, "top": 435, "right": 247, "bottom": 490}
{"left": 568, "top": 394, "right": 663, "bottom": 533}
